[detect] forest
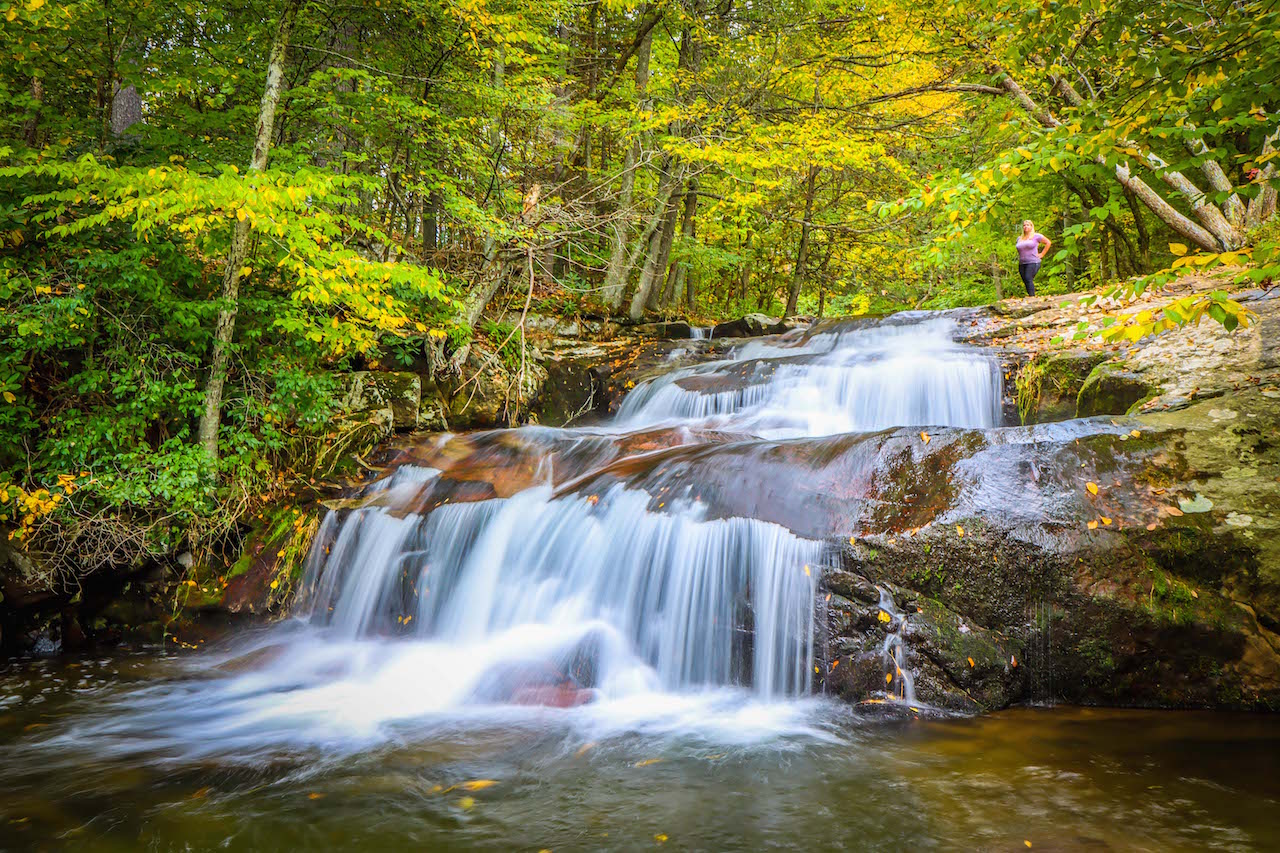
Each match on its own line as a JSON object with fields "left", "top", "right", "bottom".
{"left": 1, "top": 0, "right": 1277, "bottom": 586}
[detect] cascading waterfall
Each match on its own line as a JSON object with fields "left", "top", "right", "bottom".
{"left": 50, "top": 312, "right": 1004, "bottom": 755}
{"left": 279, "top": 314, "right": 1000, "bottom": 719}
{"left": 618, "top": 318, "right": 1002, "bottom": 438}
{"left": 296, "top": 483, "right": 825, "bottom": 699}
{"left": 877, "top": 586, "right": 916, "bottom": 704}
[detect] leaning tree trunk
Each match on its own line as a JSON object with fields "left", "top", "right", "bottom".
{"left": 785, "top": 165, "right": 818, "bottom": 317}
{"left": 197, "top": 0, "right": 302, "bottom": 464}
{"left": 1001, "top": 74, "right": 1225, "bottom": 253}
{"left": 627, "top": 162, "right": 684, "bottom": 321}
{"left": 601, "top": 32, "right": 653, "bottom": 311}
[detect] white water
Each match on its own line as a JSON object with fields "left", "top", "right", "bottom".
{"left": 52, "top": 314, "right": 1003, "bottom": 757}
{"left": 618, "top": 317, "right": 1002, "bottom": 438}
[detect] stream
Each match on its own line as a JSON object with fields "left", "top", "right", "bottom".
{"left": 1, "top": 313, "right": 1277, "bottom": 850}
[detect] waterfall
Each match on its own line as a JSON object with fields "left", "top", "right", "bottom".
{"left": 877, "top": 586, "right": 916, "bottom": 704}
{"left": 297, "top": 482, "right": 825, "bottom": 700}
{"left": 618, "top": 318, "right": 1002, "bottom": 437}
{"left": 55, "top": 312, "right": 1005, "bottom": 754}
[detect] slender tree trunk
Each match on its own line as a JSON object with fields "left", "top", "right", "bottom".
{"left": 22, "top": 78, "right": 43, "bottom": 147}
{"left": 785, "top": 165, "right": 818, "bottom": 317}
{"left": 197, "top": 0, "right": 302, "bottom": 464}
{"left": 672, "top": 177, "right": 699, "bottom": 309}
{"left": 601, "top": 31, "right": 652, "bottom": 310}
{"left": 628, "top": 163, "right": 684, "bottom": 320}
{"left": 649, "top": 194, "right": 681, "bottom": 311}
{"left": 1245, "top": 128, "right": 1280, "bottom": 233}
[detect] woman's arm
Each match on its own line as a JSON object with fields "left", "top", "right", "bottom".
{"left": 1037, "top": 235, "right": 1052, "bottom": 260}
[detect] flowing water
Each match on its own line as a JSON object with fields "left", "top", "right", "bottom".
{"left": 1, "top": 313, "right": 1277, "bottom": 850}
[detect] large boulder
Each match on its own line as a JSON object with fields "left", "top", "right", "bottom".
{"left": 712, "top": 313, "right": 789, "bottom": 338}
{"left": 341, "top": 371, "right": 421, "bottom": 430}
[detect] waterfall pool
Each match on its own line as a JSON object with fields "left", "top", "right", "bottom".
{"left": 0, "top": 652, "right": 1277, "bottom": 850}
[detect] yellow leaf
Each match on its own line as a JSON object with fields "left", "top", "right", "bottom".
{"left": 633, "top": 758, "right": 662, "bottom": 767}
{"left": 967, "top": 656, "right": 975, "bottom": 668}
{"left": 270, "top": 580, "right": 279, "bottom": 589}
{"left": 655, "top": 834, "right": 668, "bottom": 843}
{"left": 238, "top": 266, "right": 252, "bottom": 278}
{"left": 6, "top": 8, "right": 18, "bottom": 21}
{"left": 1086, "top": 482, "right": 1099, "bottom": 495}
{"left": 886, "top": 672, "right": 893, "bottom": 683}
{"left": 956, "top": 525, "right": 964, "bottom": 537}
{"left": 803, "top": 564, "right": 811, "bottom": 576}
{"left": 920, "top": 431, "right": 930, "bottom": 444}
{"left": 1101, "top": 517, "right": 1112, "bottom": 526}
{"left": 1211, "top": 97, "right": 1223, "bottom": 112}
{"left": 1130, "top": 430, "right": 1141, "bottom": 438}
{"left": 460, "top": 780, "right": 497, "bottom": 791}
{"left": 1168, "top": 243, "right": 1188, "bottom": 257}
{"left": 307, "top": 792, "right": 325, "bottom": 800}
{"left": 2, "top": 391, "right": 15, "bottom": 403}
{"left": 878, "top": 610, "right": 891, "bottom": 623}
{"left": 458, "top": 796, "right": 475, "bottom": 810}
{"left": 1087, "top": 520, "right": 1099, "bottom": 530}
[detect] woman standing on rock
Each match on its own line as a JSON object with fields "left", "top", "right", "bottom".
{"left": 1015, "top": 220, "right": 1052, "bottom": 296}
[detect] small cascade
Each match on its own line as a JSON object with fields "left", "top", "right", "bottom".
{"left": 1025, "top": 596, "right": 1055, "bottom": 706}
{"left": 296, "top": 480, "right": 826, "bottom": 700}
{"left": 618, "top": 318, "right": 1002, "bottom": 437}
{"left": 877, "top": 586, "right": 916, "bottom": 704}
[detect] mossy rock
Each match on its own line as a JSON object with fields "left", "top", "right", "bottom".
{"left": 1016, "top": 349, "right": 1109, "bottom": 424}
{"left": 1076, "top": 362, "right": 1156, "bottom": 417}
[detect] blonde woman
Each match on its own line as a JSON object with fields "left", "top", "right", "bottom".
{"left": 1015, "top": 220, "right": 1051, "bottom": 296}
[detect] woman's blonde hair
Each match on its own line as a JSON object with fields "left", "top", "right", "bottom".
{"left": 1022, "top": 219, "right": 1034, "bottom": 229}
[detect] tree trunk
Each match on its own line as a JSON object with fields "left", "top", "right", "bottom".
{"left": 785, "top": 165, "right": 818, "bottom": 317}
{"left": 601, "top": 31, "right": 652, "bottom": 310}
{"left": 1002, "top": 74, "right": 1224, "bottom": 252}
{"left": 649, "top": 193, "right": 681, "bottom": 311}
{"left": 630, "top": 161, "right": 682, "bottom": 319}
{"left": 674, "top": 177, "right": 699, "bottom": 309}
{"left": 197, "top": 0, "right": 302, "bottom": 464}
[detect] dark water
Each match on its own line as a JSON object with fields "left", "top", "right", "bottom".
{"left": 1, "top": 652, "right": 1277, "bottom": 852}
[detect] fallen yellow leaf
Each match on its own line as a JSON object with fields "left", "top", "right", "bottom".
{"left": 920, "top": 431, "right": 930, "bottom": 444}
{"left": 460, "top": 780, "right": 498, "bottom": 791}
{"left": 458, "top": 796, "right": 475, "bottom": 810}
{"left": 1101, "top": 517, "right": 1112, "bottom": 526}
{"left": 967, "top": 656, "right": 975, "bottom": 668}
{"left": 634, "top": 758, "right": 662, "bottom": 767}
{"left": 956, "top": 525, "right": 965, "bottom": 537}
{"left": 1087, "top": 520, "right": 1099, "bottom": 530}
{"left": 1086, "top": 482, "right": 1099, "bottom": 495}
{"left": 878, "top": 610, "right": 891, "bottom": 623}
{"left": 308, "top": 792, "right": 324, "bottom": 800}
{"left": 885, "top": 672, "right": 893, "bottom": 684}
{"left": 655, "top": 834, "right": 668, "bottom": 843}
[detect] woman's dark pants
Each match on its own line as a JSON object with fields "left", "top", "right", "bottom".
{"left": 1018, "top": 261, "right": 1040, "bottom": 296}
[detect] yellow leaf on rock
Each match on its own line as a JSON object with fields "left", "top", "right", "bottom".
{"left": 655, "top": 834, "right": 668, "bottom": 843}
{"left": 878, "top": 610, "right": 891, "bottom": 623}
{"left": 1086, "top": 482, "right": 1099, "bottom": 495}
{"left": 920, "top": 431, "right": 930, "bottom": 444}
{"left": 886, "top": 672, "right": 893, "bottom": 683}
{"left": 1101, "top": 517, "right": 1112, "bottom": 526}
{"left": 460, "top": 780, "right": 497, "bottom": 791}
{"left": 1087, "top": 521, "right": 1099, "bottom": 530}
{"left": 458, "top": 796, "right": 475, "bottom": 810}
